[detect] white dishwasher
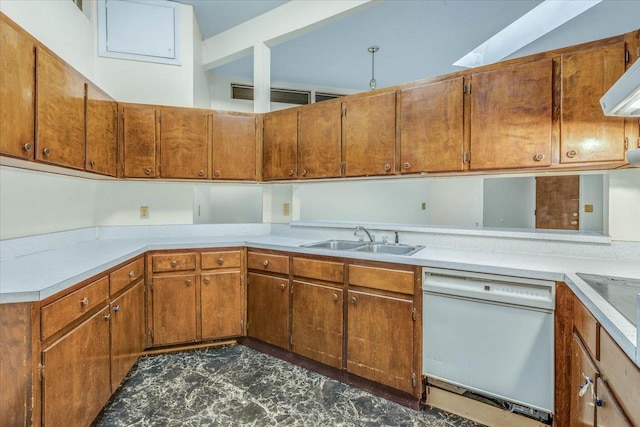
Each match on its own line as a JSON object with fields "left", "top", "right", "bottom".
{"left": 422, "top": 267, "right": 555, "bottom": 422}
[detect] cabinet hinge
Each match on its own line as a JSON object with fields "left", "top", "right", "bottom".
{"left": 150, "top": 283, "right": 154, "bottom": 292}
{"left": 412, "top": 308, "right": 417, "bottom": 321}
{"left": 463, "top": 152, "right": 471, "bottom": 164}
{"left": 342, "top": 107, "right": 347, "bottom": 117}
{"left": 240, "top": 319, "right": 244, "bottom": 330}
{"left": 341, "top": 161, "right": 346, "bottom": 173}
{"left": 38, "top": 363, "right": 45, "bottom": 381}
{"left": 412, "top": 373, "right": 417, "bottom": 387}
{"left": 624, "top": 137, "right": 629, "bottom": 150}
{"left": 246, "top": 322, "right": 249, "bottom": 331}
{"left": 625, "top": 50, "right": 630, "bottom": 64}
{"left": 150, "top": 330, "right": 154, "bottom": 340}
{"left": 463, "top": 82, "right": 472, "bottom": 94}
{"left": 158, "top": 113, "right": 162, "bottom": 123}
{"left": 158, "top": 164, "right": 162, "bottom": 173}
{"left": 121, "top": 112, "right": 124, "bottom": 120}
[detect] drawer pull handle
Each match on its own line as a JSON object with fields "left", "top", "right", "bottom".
{"left": 112, "top": 305, "right": 120, "bottom": 312}
{"left": 263, "top": 260, "right": 269, "bottom": 267}
{"left": 533, "top": 153, "right": 545, "bottom": 162}
{"left": 350, "top": 296, "right": 357, "bottom": 304}
{"left": 129, "top": 271, "right": 135, "bottom": 278}
{"left": 185, "top": 280, "right": 192, "bottom": 286}
{"left": 217, "top": 258, "right": 224, "bottom": 265}
{"left": 103, "top": 313, "right": 111, "bottom": 321}
{"left": 332, "top": 294, "right": 338, "bottom": 301}
{"left": 203, "top": 278, "right": 210, "bottom": 285}
{"left": 80, "top": 297, "right": 89, "bottom": 306}
{"left": 170, "top": 260, "right": 177, "bottom": 267}
{"left": 279, "top": 283, "right": 286, "bottom": 291}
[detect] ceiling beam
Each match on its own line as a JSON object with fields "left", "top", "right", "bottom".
{"left": 201, "top": 0, "right": 375, "bottom": 71}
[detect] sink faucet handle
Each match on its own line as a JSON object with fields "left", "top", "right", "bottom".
{"left": 394, "top": 231, "right": 399, "bottom": 244}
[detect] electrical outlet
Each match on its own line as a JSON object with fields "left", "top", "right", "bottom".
{"left": 421, "top": 202, "right": 426, "bottom": 211}
{"left": 140, "top": 206, "right": 149, "bottom": 219}
{"left": 283, "top": 203, "right": 290, "bottom": 216}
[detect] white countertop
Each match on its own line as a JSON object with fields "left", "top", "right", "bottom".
{"left": 1, "top": 231, "right": 638, "bottom": 366}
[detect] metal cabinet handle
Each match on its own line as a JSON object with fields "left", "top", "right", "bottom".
{"left": 301, "top": 169, "right": 307, "bottom": 176}
{"left": 288, "top": 169, "right": 294, "bottom": 176}
{"left": 170, "top": 260, "right": 177, "bottom": 267}
{"left": 350, "top": 296, "right": 357, "bottom": 304}
{"left": 43, "top": 148, "right": 50, "bottom": 156}
{"left": 112, "top": 305, "right": 120, "bottom": 312}
{"left": 203, "top": 277, "right": 210, "bottom": 285}
{"left": 263, "top": 260, "right": 269, "bottom": 267}
{"left": 103, "top": 313, "right": 111, "bottom": 321}
{"left": 533, "top": 153, "right": 545, "bottom": 161}
{"left": 129, "top": 271, "right": 135, "bottom": 278}
{"left": 279, "top": 283, "right": 286, "bottom": 291}
{"left": 217, "top": 258, "right": 224, "bottom": 265}
{"left": 23, "top": 143, "right": 32, "bottom": 152}
{"left": 198, "top": 170, "right": 204, "bottom": 177}
{"left": 90, "top": 160, "right": 96, "bottom": 168}
{"left": 566, "top": 150, "right": 577, "bottom": 158}
{"left": 185, "top": 280, "right": 192, "bottom": 286}
{"left": 214, "top": 170, "right": 221, "bottom": 177}
{"left": 80, "top": 297, "right": 89, "bottom": 306}
{"left": 383, "top": 163, "right": 391, "bottom": 171}
{"left": 403, "top": 162, "right": 410, "bottom": 169}
{"left": 332, "top": 294, "right": 338, "bottom": 301}
{"left": 144, "top": 168, "right": 152, "bottom": 175}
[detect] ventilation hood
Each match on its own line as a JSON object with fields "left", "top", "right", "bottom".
{"left": 600, "top": 58, "right": 640, "bottom": 117}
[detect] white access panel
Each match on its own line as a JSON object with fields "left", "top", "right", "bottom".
{"left": 98, "top": 0, "right": 180, "bottom": 65}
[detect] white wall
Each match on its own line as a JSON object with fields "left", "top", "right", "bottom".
{"left": 483, "top": 177, "right": 536, "bottom": 228}
{"left": 426, "top": 177, "right": 484, "bottom": 227}
{"left": 264, "top": 184, "right": 293, "bottom": 224}
{"left": 608, "top": 169, "right": 640, "bottom": 242}
{"left": 580, "top": 174, "right": 605, "bottom": 232}
{"left": 0, "top": 167, "right": 96, "bottom": 239}
{"left": 192, "top": 10, "right": 211, "bottom": 109}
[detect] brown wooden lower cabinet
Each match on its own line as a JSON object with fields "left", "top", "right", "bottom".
{"left": 570, "top": 333, "right": 597, "bottom": 426}
{"left": 347, "top": 290, "right": 415, "bottom": 393}
{"left": 596, "top": 378, "right": 632, "bottom": 427}
{"left": 291, "top": 280, "right": 343, "bottom": 369}
{"left": 201, "top": 271, "right": 243, "bottom": 340}
{"left": 42, "top": 306, "right": 111, "bottom": 427}
{"left": 110, "top": 280, "right": 146, "bottom": 393}
{"left": 247, "top": 272, "right": 290, "bottom": 349}
{"left": 151, "top": 273, "right": 197, "bottom": 346}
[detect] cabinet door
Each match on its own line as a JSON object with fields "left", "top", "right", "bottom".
{"left": 347, "top": 290, "right": 414, "bottom": 393}
{"left": 470, "top": 59, "right": 553, "bottom": 170}
{"left": 122, "top": 105, "right": 157, "bottom": 178}
{"left": 291, "top": 280, "right": 343, "bottom": 369}
{"left": 0, "top": 16, "right": 35, "bottom": 159}
{"left": 247, "top": 273, "right": 289, "bottom": 349}
{"left": 36, "top": 48, "right": 86, "bottom": 169}
{"left": 86, "top": 84, "right": 117, "bottom": 176}
{"left": 298, "top": 101, "right": 342, "bottom": 178}
{"left": 42, "top": 306, "right": 111, "bottom": 427}
{"left": 212, "top": 113, "right": 257, "bottom": 180}
{"left": 570, "top": 334, "right": 598, "bottom": 427}
{"left": 343, "top": 91, "right": 396, "bottom": 177}
{"left": 262, "top": 109, "right": 298, "bottom": 180}
{"left": 400, "top": 78, "right": 464, "bottom": 173}
{"left": 151, "top": 274, "right": 197, "bottom": 346}
{"left": 201, "top": 271, "right": 243, "bottom": 340}
{"left": 111, "top": 280, "right": 145, "bottom": 393}
{"left": 596, "top": 378, "right": 632, "bottom": 427}
{"left": 561, "top": 42, "right": 627, "bottom": 164}
{"left": 159, "top": 109, "right": 209, "bottom": 179}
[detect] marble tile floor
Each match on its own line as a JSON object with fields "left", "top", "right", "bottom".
{"left": 93, "top": 345, "right": 482, "bottom": 427}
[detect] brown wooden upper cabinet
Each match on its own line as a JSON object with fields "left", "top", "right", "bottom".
{"left": 470, "top": 59, "right": 553, "bottom": 170}
{"left": 262, "top": 108, "right": 298, "bottom": 180}
{"left": 0, "top": 14, "right": 35, "bottom": 160}
{"left": 400, "top": 78, "right": 465, "bottom": 173}
{"left": 343, "top": 91, "right": 397, "bottom": 177}
{"left": 86, "top": 83, "right": 117, "bottom": 176}
{"left": 298, "top": 100, "right": 342, "bottom": 179}
{"left": 159, "top": 108, "right": 209, "bottom": 179}
{"left": 561, "top": 42, "right": 628, "bottom": 164}
{"left": 212, "top": 112, "right": 257, "bottom": 180}
{"left": 36, "top": 47, "right": 86, "bottom": 170}
{"left": 120, "top": 104, "right": 157, "bottom": 178}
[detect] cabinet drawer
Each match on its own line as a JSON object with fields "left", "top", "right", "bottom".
{"left": 573, "top": 297, "right": 599, "bottom": 359}
{"left": 110, "top": 257, "right": 144, "bottom": 295}
{"left": 201, "top": 250, "right": 241, "bottom": 270}
{"left": 348, "top": 264, "right": 414, "bottom": 295}
{"left": 599, "top": 327, "right": 640, "bottom": 426}
{"left": 151, "top": 253, "right": 196, "bottom": 273}
{"left": 292, "top": 257, "right": 344, "bottom": 283}
{"left": 41, "top": 276, "right": 109, "bottom": 339}
{"left": 248, "top": 252, "right": 289, "bottom": 274}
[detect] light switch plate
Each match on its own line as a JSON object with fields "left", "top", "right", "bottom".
{"left": 584, "top": 204, "right": 594, "bottom": 213}
{"left": 283, "top": 203, "right": 290, "bottom": 216}
{"left": 140, "top": 206, "right": 149, "bottom": 219}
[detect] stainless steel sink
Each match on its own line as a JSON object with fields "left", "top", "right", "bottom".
{"left": 301, "top": 240, "right": 424, "bottom": 256}
{"left": 354, "top": 243, "right": 424, "bottom": 256}
{"left": 301, "top": 240, "right": 366, "bottom": 250}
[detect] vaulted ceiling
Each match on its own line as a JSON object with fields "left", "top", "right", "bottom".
{"left": 179, "top": 0, "right": 640, "bottom": 91}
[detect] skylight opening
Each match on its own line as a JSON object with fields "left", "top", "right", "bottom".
{"left": 453, "top": 0, "right": 602, "bottom": 68}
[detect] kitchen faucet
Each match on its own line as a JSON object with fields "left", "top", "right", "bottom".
{"left": 354, "top": 226, "right": 375, "bottom": 242}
